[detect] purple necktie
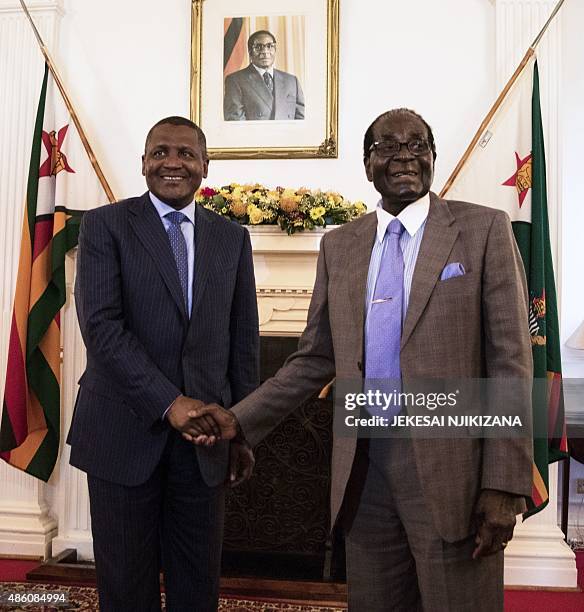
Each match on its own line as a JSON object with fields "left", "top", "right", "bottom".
{"left": 365, "top": 218, "right": 405, "bottom": 416}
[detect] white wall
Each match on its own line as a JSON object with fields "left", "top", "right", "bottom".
{"left": 560, "top": 0, "right": 584, "bottom": 343}
{"left": 55, "top": 0, "right": 494, "bottom": 204}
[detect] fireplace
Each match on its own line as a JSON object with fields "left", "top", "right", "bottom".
{"left": 221, "top": 228, "right": 344, "bottom": 580}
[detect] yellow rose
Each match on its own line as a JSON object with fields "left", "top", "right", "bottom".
{"left": 247, "top": 204, "right": 264, "bottom": 225}
{"left": 310, "top": 206, "right": 326, "bottom": 220}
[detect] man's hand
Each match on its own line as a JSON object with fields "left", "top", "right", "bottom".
{"left": 227, "top": 440, "right": 255, "bottom": 487}
{"left": 167, "top": 396, "right": 221, "bottom": 442}
{"left": 182, "top": 403, "right": 241, "bottom": 445}
{"left": 472, "top": 489, "right": 523, "bottom": 559}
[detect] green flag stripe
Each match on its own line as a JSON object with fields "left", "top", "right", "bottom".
{"left": 26, "top": 64, "right": 49, "bottom": 247}
{"left": 27, "top": 349, "right": 60, "bottom": 441}
{"left": 51, "top": 221, "right": 77, "bottom": 274}
{"left": 0, "top": 402, "right": 17, "bottom": 450}
{"left": 24, "top": 428, "right": 59, "bottom": 482}
{"left": 26, "top": 274, "right": 65, "bottom": 359}
{"left": 532, "top": 65, "right": 562, "bottom": 374}
{"left": 27, "top": 222, "right": 79, "bottom": 356}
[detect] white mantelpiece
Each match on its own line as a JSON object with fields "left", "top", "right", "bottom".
{"left": 249, "top": 226, "right": 325, "bottom": 337}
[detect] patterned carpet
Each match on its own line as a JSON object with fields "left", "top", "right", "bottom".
{"left": 0, "top": 582, "right": 346, "bottom": 611}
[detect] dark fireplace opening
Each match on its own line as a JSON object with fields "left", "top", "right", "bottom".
{"left": 221, "top": 337, "right": 345, "bottom": 581}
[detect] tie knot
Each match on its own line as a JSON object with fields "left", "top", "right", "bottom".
{"left": 165, "top": 211, "right": 187, "bottom": 226}
{"left": 388, "top": 218, "right": 404, "bottom": 236}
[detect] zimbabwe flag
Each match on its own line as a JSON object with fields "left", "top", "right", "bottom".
{"left": 0, "top": 63, "right": 110, "bottom": 481}
{"left": 443, "top": 56, "right": 567, "bottom": 515}
{"left": 224, "top": 17, "right": 248, "bottom": 78}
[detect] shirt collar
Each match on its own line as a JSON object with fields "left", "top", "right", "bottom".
{"left": 149, "top": 192, "right": 196, "bottom": 225}
{"left": 374, "top": 192, "right": 430, "bottom": 242}
{"left": 252, "top": 63, "right": 274, "bottom": 78}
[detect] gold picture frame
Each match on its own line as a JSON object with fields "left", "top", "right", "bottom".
{"left": 191, "top": 0, "right": 339, "bottom": 159}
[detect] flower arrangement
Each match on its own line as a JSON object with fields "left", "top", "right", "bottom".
{"left": 195, "top": 183, "right": 367, "bottom": 235}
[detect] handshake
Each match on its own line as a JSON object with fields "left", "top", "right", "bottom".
{"left": 167, "top": 395, "right": 241, "bottom": 445}
{"left": 167, "top": 395, "right": 251, "bottom": 486}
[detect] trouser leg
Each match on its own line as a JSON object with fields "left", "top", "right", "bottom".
{"left": 343, "top": 441, "right": 422, "bottom": 612}
{"left": 88, "top": 468, "right": 164, "bottom": 612}
{"left": 161, "top": 433, "right": 225, "bottom": 612}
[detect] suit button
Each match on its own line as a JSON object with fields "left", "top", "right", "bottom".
{"left": 357, "top": 361, "right": 362, "bottom": 371}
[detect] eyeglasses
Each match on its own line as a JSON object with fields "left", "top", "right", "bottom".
{"left": 251, "top": 43, "right": 276, "bottom": 53}
{"left": 369, "top": 139, "right": 431, "bottom": 157}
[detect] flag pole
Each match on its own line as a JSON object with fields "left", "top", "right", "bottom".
{"left": 19, "top": 0, "right": 116, "bottom": 203}
{"left": 439, "top": 0, "right": 566, "bottom": 197}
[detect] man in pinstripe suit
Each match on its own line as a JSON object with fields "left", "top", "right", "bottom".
{"left": 188, "top": 109, "right": 533, "bottom": 611}
{"left": 67, "top": 116, "right": 259, "bottom": 611}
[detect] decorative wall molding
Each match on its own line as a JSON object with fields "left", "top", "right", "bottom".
{"left": 505, "top": 466, "right": 577, "bottom": 587}
{"left": 0, "top": 1, "right": 64, "bottom": 16}
{"left": 257, "top": 288, "right": 313, "bottom": 297}
{"left": 0, "top": 484, "right": 57, "bottom": 558}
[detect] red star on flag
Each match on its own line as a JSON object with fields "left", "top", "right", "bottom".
{"left": 502, "top": 152, "right": 532, "bottom": 207}
{"left": 39, "top": 125, "right": 75, "bottom": 177}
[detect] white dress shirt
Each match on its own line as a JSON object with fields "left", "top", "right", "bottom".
{"left": 365, "top": 193, "right": 430, "bottom": 326}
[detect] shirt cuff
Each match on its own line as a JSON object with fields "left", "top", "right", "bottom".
{"left": 162, "top": 394, "right": 182, "bottom": 421}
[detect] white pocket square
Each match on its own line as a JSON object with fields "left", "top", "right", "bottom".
{"left": 440, "top": 262, "right": 466, "bottom": 281}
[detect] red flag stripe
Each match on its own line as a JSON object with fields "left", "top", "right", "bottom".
{"left": 3, "top": 313, "right": 29, "bottom": 444}
{"left": 31, "top": 216, "right": 54, "bottom": 262}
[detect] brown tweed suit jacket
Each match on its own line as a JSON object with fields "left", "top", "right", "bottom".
{"left": 233, "top": 191, "right": 533, "bottom": 542}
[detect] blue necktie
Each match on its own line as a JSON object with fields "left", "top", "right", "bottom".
{"left": 165, "top": 211, "right": 189, "bottom": 312}
{"left": 365, "top": 218, "right": 405, "bottom": 417}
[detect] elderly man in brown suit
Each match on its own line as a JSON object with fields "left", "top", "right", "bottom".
{"left": 188, "top": 108, "right": 533, "bottom": 611}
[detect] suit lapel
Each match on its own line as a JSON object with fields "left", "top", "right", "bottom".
{"left": 190, "top": 205, "right": 219, "bottom": 319}
{"left": 401, "top": 192, "right": 459, "bottom": 349}
{"left": 273, "top": 70, "right": 287, "bottom": 110}
{"left": 347, "top": 213, "right": 378, "bottom": 358}
{"left": 128, "top": 193, "right": 188, "bottom": 319}
{"left": 245, "top": 65, "right": 274, "bottom": 108}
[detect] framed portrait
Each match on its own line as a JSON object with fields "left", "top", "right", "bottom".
{"left": 191, "top": 0, "right": 339, "bottom": 159}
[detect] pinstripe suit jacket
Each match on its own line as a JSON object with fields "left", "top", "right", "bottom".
{"left": 232, "top": 192, "right": 533, "bottom": 542}
{"left": 68, "top": 193, "right": 259, "bottom": 487}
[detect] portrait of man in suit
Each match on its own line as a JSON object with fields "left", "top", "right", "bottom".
{"left": 224, "top": 29, "right": 305, "bottom": 121}
{"left": 67, "top": 116, "right": 259, "bottom": 611}
{"left": 188, "top": 108, "right": 534, "bottom": 611}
